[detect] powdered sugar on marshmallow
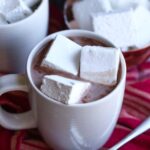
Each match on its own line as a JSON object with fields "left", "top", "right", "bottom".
{"left": 110, "top": 0, "right": 150, "bottom": 10}
{"left": 80, "top": 46, "right": 120, "bottom": 85}
{"left": 0, "top": 13, "right": 7, "bottom": 24}
{"left": 132, "top": 6, "right": 150, "bottom": 48}
{"left": 23, "top": 0, "right": 40, "bottom": 7}
{"left": 41, "top": 75, "right": 91, "bottom": 105}
{"left": 41, "top": 35, "right": 82, "bottom": 75}
{"left": 0, "top": 0, "right": 19, "bottom": 13}
{"left": 92, "top": 5, "right": 150, "bottom": 49}
{"left": 0, "top": 0, "right": 40, "bottom": 24}
{"left": 5, "top": 0, "right": 32, "bottom": 23}
{"left": 92, "top": 9, "right": 136, "bottom": 49}
{"left": 72, "top": 0, "right": 112, "bottom": 30}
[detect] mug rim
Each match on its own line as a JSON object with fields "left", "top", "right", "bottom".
{"left": 0, "top": 0, "right": 46, "bottom": 28}
{"left": 27, "top": 29, "right": 126, "bottom": 108}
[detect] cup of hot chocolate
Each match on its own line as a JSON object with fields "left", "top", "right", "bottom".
{"left": 64, "top": 0, "right": 150, "bottom": 69}
{"left": 0, "top": 30, "right": 126, "bottom": 150}
{"left": 0, "top": 0, "right": 49, "bottom": 73}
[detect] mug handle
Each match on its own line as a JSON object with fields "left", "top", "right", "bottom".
{"left": 0, "top": 74, "right": 37, "bottom": 130}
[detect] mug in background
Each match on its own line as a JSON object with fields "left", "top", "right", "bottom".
{"left": 0, "top": 30, "right": 126, "bottom": 150}
{"left": 0, "top": 0, "right": 49, "bottom": 73}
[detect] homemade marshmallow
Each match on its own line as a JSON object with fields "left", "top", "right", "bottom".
{"left": 132, "top": 6, "right": 150, "bottom": 48}
{"left": 23, "top": 0, "right": 41, "bottom": 7}
{"left": 80, "top": 46, "right": 120, "bottom": 85}
{"left": 0, "top": 13, "right": 7, "bottom": 24}
{"left": 0, "top": 0, "right": 19, "bottom": 13}
{"left": 41, "top": 75, "right": 91, "bottom": 105}
{"left": 92, "top": 9, "right": 136, "bottom": 49}
{"left": 41, "top": 35, "right": 81, "bottom": 75}
{"left": 72, "top": 0, "right": 112, "bottom": 30}
{"left": 0, "top": 0, "right": 41, "bottom": 23}
{"left": 110, "top": 0, "right": 150, "bottom": 10}
{"left": 92, "top": 5, "right": 150, "bottom": 49}
{"left": 5, "top": 2, "right": 32, "bottom": 23}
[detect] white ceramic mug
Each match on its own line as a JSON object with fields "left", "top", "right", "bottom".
{"left": 0, "top": 30, "right": 126, "bottom": 150}
{"left": 0, "top": 0, "right": 49, "bottom": 73}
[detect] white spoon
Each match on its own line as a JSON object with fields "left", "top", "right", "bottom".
{"left": 105, "top": 116, "right": 150, "bottom": 150}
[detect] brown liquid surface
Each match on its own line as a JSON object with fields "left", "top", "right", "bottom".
{"left": 31, "top": 36, "right": 120, "bottom": 103}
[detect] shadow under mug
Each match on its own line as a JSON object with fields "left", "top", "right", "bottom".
{"left": 0, "top": 30, "right": 126, "bottom": 150}
{"left": 0, "top": 0, "right": 49, "bottom": 73}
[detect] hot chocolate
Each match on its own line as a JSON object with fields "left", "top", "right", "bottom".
{"left": 31, "top": 36, "right": 121, "bottom": 103}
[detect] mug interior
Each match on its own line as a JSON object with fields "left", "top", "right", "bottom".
{"left": 27, "top": 30, "right": 126, "bottom": 107}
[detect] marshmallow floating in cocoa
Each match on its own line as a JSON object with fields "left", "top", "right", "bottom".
{"left": 71, "top": 0, "right": 150, "bottom": 50}
{"left": 92, "top": 9, "right": 135, "bottom": 49}
{"left": 0, "top": 13, "right": 7, "bottom": 24}
{"left": 0, "top": 0, "right": 40, "bottom": 24}
{"left": 72, "top": 0, "right": 112, "bottom": 30}
{"left": 41, "top": 75, "right": 91, "bottom": 105}
{"left": 23, "top": 0, "right": 41, "bottom": 7}
{"left": 5, "top": 0, "right": 32, "bottom": 23}
{"left": 41, "top": 35, "right": 82, "bottom": 76}
{"left": 92, "top": 5, "right": 150, "bottom": 50}
{"left": 80, "top": 46, "right": 120, "bottom": 85}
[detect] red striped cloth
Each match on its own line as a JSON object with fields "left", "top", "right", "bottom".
{"left": 0, "top": 3, "right": 150, "bottom": 150}
{"left": 104, "top": 61, "right": 150, "bottom": 150}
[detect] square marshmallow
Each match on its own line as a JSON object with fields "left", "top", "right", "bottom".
{"left": 0, "top": 0, "right": 19, "bottom": 13}
{"left": 41, "top": 35, "right": 82, "bottom": 75}
{"left": 132, "top": 6, "right": 150, "bottom": 48}
{"left": 80, "top": 46, "right": 120, "bottom": 85}
{"left": 0, "top": 0, "right": 32, "bottom": 23}
{"left": 0, "top": 13, "right": 7, "bottom": 24}
{"left": 41, "top": 75, "right": 91, "bottom": 105}
{"left": 110, "top": 0, "right": 150, "bottom": 10}
{"left": 23, "top": 0, "right": 40, "bottom": 7}
{"left": 72, "top": 0, "right": 112, "bottom": 30}
{"left": 5, "top": 5, "right": 32, "bottom": 23}
{"left": 92, "top": 8, "right": 136, "bottom": 48}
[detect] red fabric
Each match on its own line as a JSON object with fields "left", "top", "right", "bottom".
{"left": 0, "top": 3, "right": 150, "bottom": 150}
{"left": 104, "top": 61, "right": 150, "bottom": 150}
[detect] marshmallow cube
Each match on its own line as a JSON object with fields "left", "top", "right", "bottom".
{"left": 0, "top": 13, "right": 7, "bottom": 24}
{"left": 23, "top": 0, "right": 41, "bottom": 7}
{"left": 0, "top": 0, "right": 19, "bottom": 13}
{"left": 80, "top": 46, "right": 120, "bottom": 85}
{"left": 41, "top": 75, "right": 91, "bottom": 105}
{"left": 41, "top": 35, "right": 81, "bottom": 75}
{"left": 132, "top": 6, "right": 150, "bottom": 48}
{"left": 0, "top": 0, "right": 32, "bottom": 23}
{"left": 5, "top": 4, "right": 32, "bottom": 23}
{"left": 92, "top": 9, "right": 136, "bottom": 48}
{"left": 110, "top": 0, "right": 150, "bottom": 10}
{"left": 72, "top": 0, "right": 112, "bottom": 30}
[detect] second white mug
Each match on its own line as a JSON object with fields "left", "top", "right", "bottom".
{"left": 0, "top": 0, "right": 49, "bottom": 73}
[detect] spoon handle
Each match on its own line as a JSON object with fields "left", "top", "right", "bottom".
{"left": 109, "top": 116, "right": 150, "bottom": 150}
